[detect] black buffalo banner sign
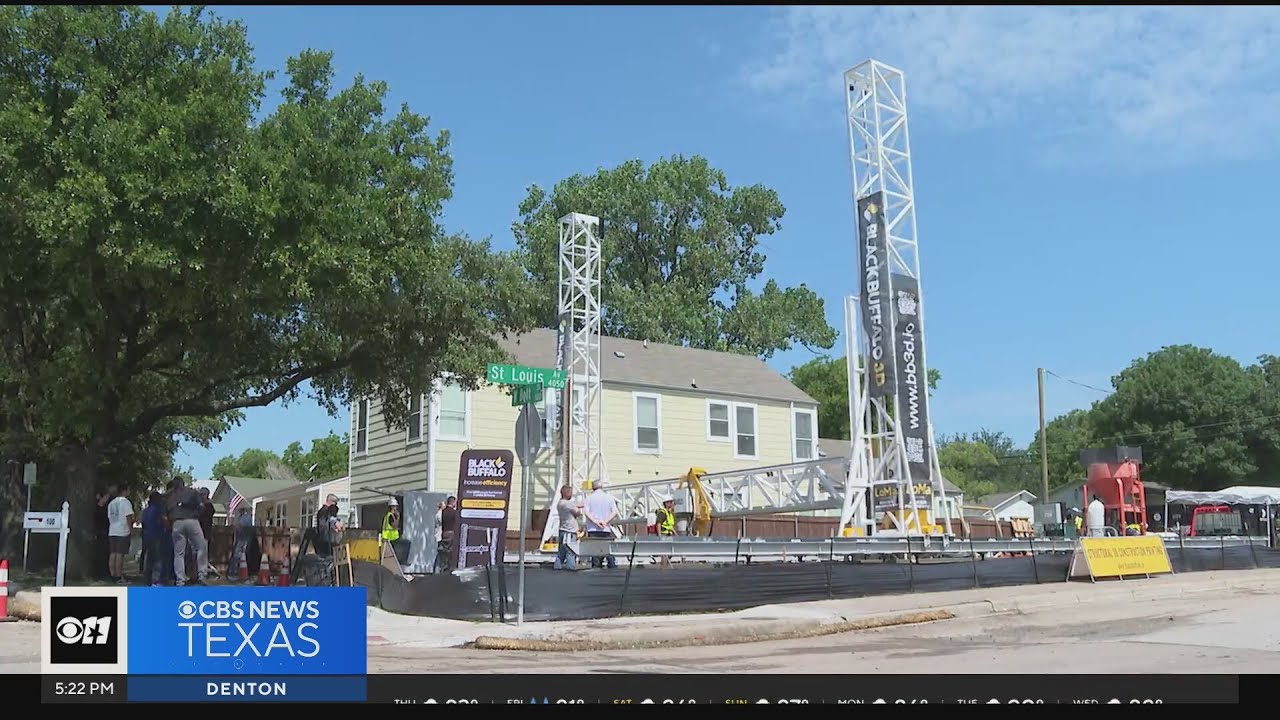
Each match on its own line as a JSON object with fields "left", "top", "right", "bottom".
{"left": 856, "top": 192, "right": 895, "bottom": 398}
{"left": 890, "top": 273, "right": 931, "bottom": 482}
{"left": 454, "top": 449, "right": 516, "bottom": 570}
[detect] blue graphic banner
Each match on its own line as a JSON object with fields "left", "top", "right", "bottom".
{"left": 128, "top": 675, "right": 367, "bottom": 702}
{"left": 126, "top": 587, "right": 367, "bottom": 676}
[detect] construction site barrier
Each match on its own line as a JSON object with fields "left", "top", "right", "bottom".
{"left": 351, "top": 536, "right": 1280, "bottom": 623}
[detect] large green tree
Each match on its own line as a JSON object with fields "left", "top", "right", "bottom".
{"left": 0, "top": 6, "right": 535, "bottom": 575}
{"left": 1027, "top": 408, "right": 1097, "bottom": 492}
{"left": 212, "top": 432, "right": 349, "bottom": 482}
{"left": 788, "top": 355, "right": 940, "bottom": 439}
{"left": 1087, "top": 345, "right": 1274, "bottom": 491}
{"left": 936, "top": 437, "right": 1000, "bottom": 499}
{"left": 512, "top": 156, "right": 837, "bottom": 359}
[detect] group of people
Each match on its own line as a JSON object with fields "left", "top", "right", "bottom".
{"left": 93, "top": 476, "right": 230, "bottom": 586}
{"left": 553, "top": 479, "right": 677, "bottom": 571}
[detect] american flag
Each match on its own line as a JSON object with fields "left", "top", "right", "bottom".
{"left": 227, "top": 492, "right": 245, "bottom": 514}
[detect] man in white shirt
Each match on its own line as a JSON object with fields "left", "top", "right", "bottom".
{"left": 583, "top": 479, "right": 618, "bottom": 569}
{"left": 106, "top": 485, "right": 135, "bottom": 584}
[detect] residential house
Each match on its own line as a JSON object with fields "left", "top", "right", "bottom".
{"left": 973, "top": 490, "right": 1038, "bottom": 522}
{"left": 252, "top": 476, "right": 353, "bottom": 531}
{"left": 815, "top": 437, "right": 966, "bottom": 523}
{"left": 347, "top": 328, "right": 822, "bottom": 528}
{"left": 210, "top": 475, "right": 307, "bottom": 527}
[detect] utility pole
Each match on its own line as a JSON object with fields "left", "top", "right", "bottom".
{"left": 1037, "top": 368, "right": 1049, "bottom": 500}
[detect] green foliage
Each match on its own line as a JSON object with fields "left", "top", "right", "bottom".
{"left": 936, "top": 439, "right": 1000, "bottom": 499}
{"left": 212, "top": 432, "right": 347, "bottom": 482}
{"left": 1026, "top": 409, "right": 1096, "bottom": 491}
{"left": 788, "top": 355, "right": 940, "bottom": 440}
{"left": 0, "top": 5, "right": 536, "bottom": 458}
{"left": 513, "top": 156, "right": 836, "bottom": 360}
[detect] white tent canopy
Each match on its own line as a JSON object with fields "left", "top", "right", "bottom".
{"left": 1165, "top": 486, "right": 1280, "bottom": 506}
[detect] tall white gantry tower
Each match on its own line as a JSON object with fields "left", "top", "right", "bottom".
{"left": 839, "top": 60, "right": 951, "bottom": 537}
{"left": 555, "top": 212, "right": 605, "bottom": 496}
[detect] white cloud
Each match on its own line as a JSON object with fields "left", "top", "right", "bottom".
{"left": 740, "top": 6, "right": 1280, "bottom": 165}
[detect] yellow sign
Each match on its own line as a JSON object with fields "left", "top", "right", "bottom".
{"left": 461, "top": 498, "right": 506, "bottom": 510}
{"left": 1069, "top": 536, "right": 1172, "bottom": 579}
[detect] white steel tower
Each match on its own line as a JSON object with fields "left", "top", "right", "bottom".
{"left": 839, "top": 60, "right": 952, "bottom": 537}
{"left": 552, "top": 212, "right": 605, "bottom": 503}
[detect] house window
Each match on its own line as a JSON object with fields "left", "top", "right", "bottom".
{"left": 354, "top": 399, "right": 369, "bottom": 454}
{"left": 438, "top": 382, "right": 469, "bottom": 441}
{"left": 707, "top": 401, "right": 730, "bottom": 441}
{"left": 273, "top": 501, "right": 288, "bottom": 528}
{"left": 793, "top": 408, "right": 817, "bottom": 461}
{"left": 633, "top": 393, "right": 661, "bottom": 453}
{"left": 407, "top": 393, "right": 422, "bottom": 443}
{"left": 734, "top": 404, "right": 757, "bottom": 459}
{"left": 300, "top": 496, "right": 317, "bottom": 529}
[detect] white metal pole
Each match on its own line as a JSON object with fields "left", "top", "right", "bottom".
{"left": 22, "top": 489, "right": 31, "bottom": 573}
{"left": 516, "top": 408, "right": 533, "bottom": 626}
{"left": 55, "top": 501, "right": 69, "bottom": 588}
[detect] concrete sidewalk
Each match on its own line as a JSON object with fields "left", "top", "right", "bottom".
{"left": 367, "top": 567, "right": 1280, "bottom": 651}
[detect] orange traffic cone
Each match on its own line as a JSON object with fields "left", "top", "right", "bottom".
{"left": 237, "top": 556, "right": 249, "bottom": 582}
{"left": 257, "top": 554, "right": 270, "bottom": 586}
{"left": 0, "top": 559, "right": 14, "bottom": 623}
{"left": 276, "top": 561, "right": 290, "bottom": 587}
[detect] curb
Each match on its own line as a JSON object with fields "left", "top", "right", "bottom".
{"left": 471, "top": 609, "right": 956, "bottom": 652}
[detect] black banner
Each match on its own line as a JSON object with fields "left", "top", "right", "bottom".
{"left": 453, "top": 449, "right": 515, "bottom": 570}
{"left": 856, "top": 192, "right": 894, "bottom": 398}
{"left": 872, "top": 481, "right": 898, "bottom": 515}
{"left": 26, "top": 673, "right": 1244, "bottom": 704}
{"left": 890, "top": 272, "right": 930, "bottom": 482}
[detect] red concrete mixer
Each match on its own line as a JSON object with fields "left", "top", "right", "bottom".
{"left": 1079, "top": 447, "right": 1147, "bottom": 535}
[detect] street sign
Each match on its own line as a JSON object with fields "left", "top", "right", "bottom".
{"left": 511, "top": 382, "right": 544, "bottom": 407}
{"left": 22, "top": 462, "right": 35, "bottom": 486}
{"left": 487, "top": 363, "right": 566, "bottom": 389}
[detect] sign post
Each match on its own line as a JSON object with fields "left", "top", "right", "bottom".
{"left": 23, "top": 502, "right": 70, "bottom": 587}
{"left": 21, "top": 462, "right": 35, "bottom": 572}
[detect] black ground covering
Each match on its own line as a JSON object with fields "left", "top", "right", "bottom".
{"left": 352, "top": 543, "right": 1280, "bottom": 622}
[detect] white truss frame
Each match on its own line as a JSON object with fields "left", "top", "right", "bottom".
{"left": 841, "top": 59, "right": 951, "bottom": 538}
{"left": 542, "top": 212, "right": 606, "bottom": 546}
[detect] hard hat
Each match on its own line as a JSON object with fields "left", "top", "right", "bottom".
{"left": 388, "top": 498, "right": 398, "bottom": 507}
{"left": 660, "top": 494, "right": 674, "bottom": 503}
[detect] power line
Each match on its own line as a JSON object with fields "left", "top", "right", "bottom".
{"left": 1044, "top": 369, "right": 1111, "bottom": 395}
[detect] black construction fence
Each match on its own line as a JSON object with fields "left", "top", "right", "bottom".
{"left": 338, "top": 538, "right": 1280, "bottom": 622}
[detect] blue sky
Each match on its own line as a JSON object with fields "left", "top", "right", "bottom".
{"left": 175, "top": 6, "right": 1280, "bottom": 477}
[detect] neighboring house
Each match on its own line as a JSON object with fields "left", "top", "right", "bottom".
{"left": 210, "top": 475, "right": 306, "bottom": 527}
{"left": 252, "top": 476, "right": 353, "bottom": 531}
{"left": 973, "top": 490, "right": 1038, "bottom": 522}
{"left": 816, "top": 437, "right": 966, "bottom": 522}
{"left": 347, "top": 328, "right": 821, "bottom": 527}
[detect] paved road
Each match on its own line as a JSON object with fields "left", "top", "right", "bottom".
{"left": 3, "top": 588, "right": 1276, "bottom": 675}
{"left": 363, "top": 590, "right": 1280, "bottom": 674}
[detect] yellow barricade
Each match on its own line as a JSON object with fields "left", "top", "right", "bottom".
{"left": 1068, "top": 535, "right": 1172, "bottom": 580}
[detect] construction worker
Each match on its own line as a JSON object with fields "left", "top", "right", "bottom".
{"left": 655, "top": 495, "right": 677, "bottom": 569}
{"left": 1125, "top": 520, "right": 1143, "bottom": 536}
{"left": 1086, "top": 494, "right": 1106, "bottom": 537}
{"left": 382, "top": 498, "right": 407, "bottom": 564}
{"left": 1071, "top": 508, "right": 1083, "bottom": 536}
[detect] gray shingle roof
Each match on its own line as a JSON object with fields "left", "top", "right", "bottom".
{"left": 496, "top": 328, "right": 816, "bottom": 405}
{"left": 977, "top": 490, "right": 1037, "bottom": 508}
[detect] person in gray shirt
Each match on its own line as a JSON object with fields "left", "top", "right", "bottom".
{"left": 165, "top": 476, "right": 208, "bottom": 586}
{"left": 554, "top": 485, "right": 582, "bottom": 571}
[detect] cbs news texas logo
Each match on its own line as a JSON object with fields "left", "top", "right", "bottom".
{"left": 42, "top": 587, "right": 129, "bottom": 673}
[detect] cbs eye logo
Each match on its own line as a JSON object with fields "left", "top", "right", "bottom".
{"left": 49, "top": 596, "right": 119, "bottom": 665}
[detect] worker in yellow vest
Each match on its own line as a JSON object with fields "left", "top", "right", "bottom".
{"left": 655, "top": 495, "right": 677, "bottom": 569}
{"left": 1072, "top": 509, "right": 1083, "bottom": 537}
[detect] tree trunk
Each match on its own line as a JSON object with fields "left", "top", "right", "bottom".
{"left": 0, "top": 459, "right": 24, "bottom": 560}
{"left": 52, "top": 443, "right": 101, "bottom": 582}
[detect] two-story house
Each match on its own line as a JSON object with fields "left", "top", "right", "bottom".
{"left": 346, "top": 328, "right": 821, "bottom": 531}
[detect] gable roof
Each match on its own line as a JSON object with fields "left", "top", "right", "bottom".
{"left": 977, "top": 490, "right": 1038, "bottom": 509}
{"left": 496, "top": 328, "right": 816, "bottom": 405}
{"left": 216, "top": 475, "right": 304, "bottom": 502}
{"left": 815, "top": 437, "right": 964, "bottom": 495}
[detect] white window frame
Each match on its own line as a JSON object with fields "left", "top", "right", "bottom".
{"left": 354, "top": 399, "right": 369, "bottom": 456}
{"left": 436, "top": 379, "right": 471, "bottom": 443}
{"left": 300, "top": 496, "right": 317, "bottom": 529}
{"left": 407, "top": 392, "right": 423, "bottom": 444}
{"left": 632, "top": 392, "right": 662, "bottom": 455}
{"left": 706, "top": 399, "right": 731, "bottom": 442}
{"left": 791, "top": 406, "right": 818, "bottom": 462}
{"left": 273, "top": 501, "right": 288, "bottom": 528}
{"left": 732, "top": 402, "right": 759, "bottom": 461}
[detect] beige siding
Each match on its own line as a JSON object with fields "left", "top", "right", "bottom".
{"left": 349, "top": 380, "right": 819, "bottom": 525}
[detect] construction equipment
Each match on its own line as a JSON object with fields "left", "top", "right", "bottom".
{"left": 1080, "top": 447, "right": 1148, "bottom": 535}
